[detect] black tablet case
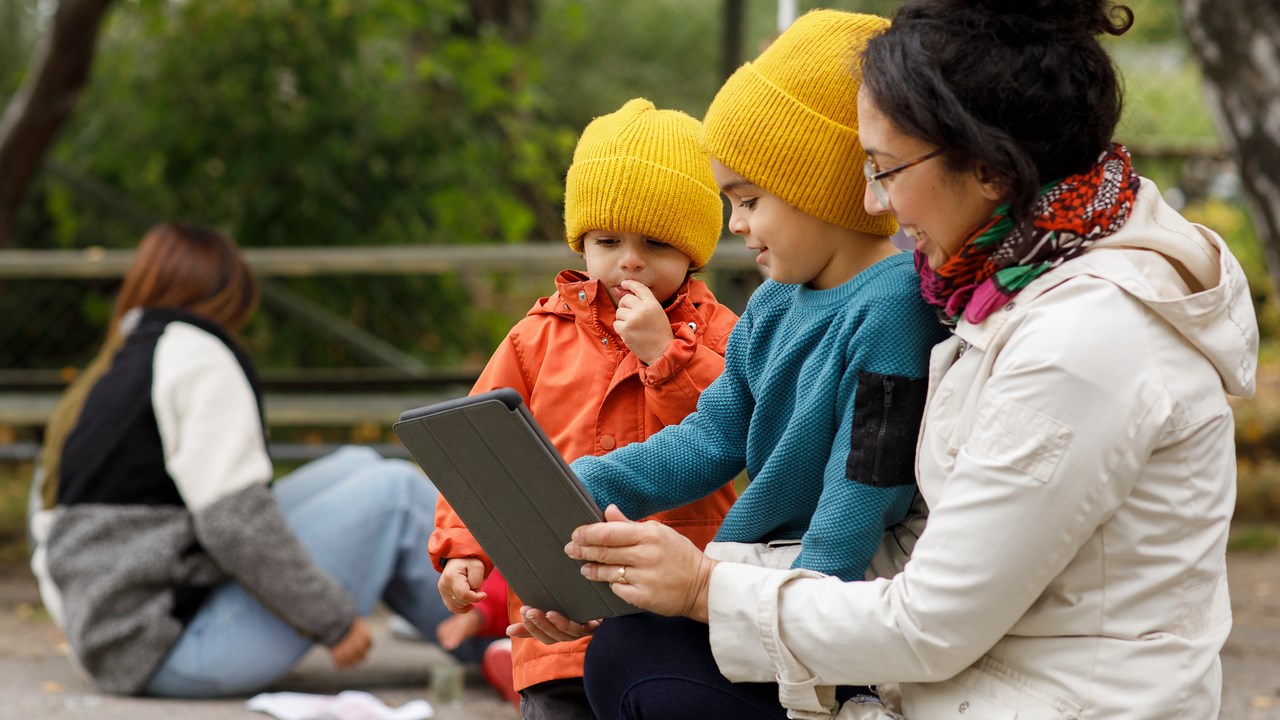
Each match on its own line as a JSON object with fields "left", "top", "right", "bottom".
{"left": 394, "top": 388, "right": 639, "bottom": 622}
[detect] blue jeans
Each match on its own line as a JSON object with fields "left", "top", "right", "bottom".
{"left": 144, "top": 446, "right": 454, "bottom": 697}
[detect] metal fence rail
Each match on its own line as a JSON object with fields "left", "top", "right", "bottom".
{"left": 0, "top": 242, "right": 762, "bottom": 381}
{"left": 0, "top": 242, "right": 766, "bottom": 461}
{"left": 0, "top": 243, "right": 765, "bottom": 278}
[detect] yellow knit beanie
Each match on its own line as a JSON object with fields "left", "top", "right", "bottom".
{"left": 703, "top": 9, "right": 898, "bottom": 237}
{"left": 564, "top": 98, "right": 723, "bottom": 269}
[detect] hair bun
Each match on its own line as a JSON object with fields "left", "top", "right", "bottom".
{"left": 943, "top": 0, "right": 1133, "bottom": 37}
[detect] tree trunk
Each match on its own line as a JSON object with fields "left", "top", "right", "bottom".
{"left": 721, "top": 0, "right": 745, "bottom": 81}
{"left": 1181, "top": 0, "right": 1280, "bottom": 295}
{"left": 0, "top": 0, "right": 116, "bottom": 248}
{"left": 462, "top": 0, "right": 536, "bottom": 43}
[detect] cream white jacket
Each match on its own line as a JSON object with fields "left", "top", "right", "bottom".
{"left": 707, "top": 180, "right": 1259, "bottom": 720}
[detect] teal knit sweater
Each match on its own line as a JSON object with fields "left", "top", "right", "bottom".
{"left": 573, "top": 252, "right": 948, "bottom": 581}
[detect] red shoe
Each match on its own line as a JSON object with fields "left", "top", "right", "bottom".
{"left": 482, "top": 638, "right": 519, "bottom": 709}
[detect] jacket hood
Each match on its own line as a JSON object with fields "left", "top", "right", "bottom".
{"left": 1082, "top": 179, "right": 1258, "bottom": 397}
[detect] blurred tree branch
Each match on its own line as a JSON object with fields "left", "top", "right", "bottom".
{"left": 0, "top": 0, "right": 115, "bottom": 247}
{"left": 465, "top": 0, "right": 536, "bottom": 43}
{"left": 1182, "top": 0, "right": 1280, "bottom": 296}
{"left": 721, "top": 0, "right": 745, "bottom": 81}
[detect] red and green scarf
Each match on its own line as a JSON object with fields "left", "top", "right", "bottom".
{"left": 917, "top": 144, "right": 1141, "bottom": 326}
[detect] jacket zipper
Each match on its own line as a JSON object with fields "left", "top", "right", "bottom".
{"left": 871, "top": 377, "right": 894, "bottom": 484}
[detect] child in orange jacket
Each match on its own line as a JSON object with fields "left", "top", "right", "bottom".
{"left": 429, "top": 98, "right": 739, "bottom": 719}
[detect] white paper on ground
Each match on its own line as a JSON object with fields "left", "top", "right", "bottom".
{"left": 246, "top": 690, "right": 434, "bottom": 720}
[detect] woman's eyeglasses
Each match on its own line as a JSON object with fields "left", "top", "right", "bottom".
{"left": 863, "top": 148, "right": 945, "bottom": 207}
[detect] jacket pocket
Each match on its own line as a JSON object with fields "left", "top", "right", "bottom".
{"left": 901, "top": 656, "right": 1082, "bottom": 719}
{"left": 846, "top": 372, "right": 928, "bottom": 488}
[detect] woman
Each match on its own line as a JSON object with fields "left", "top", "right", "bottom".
{"left": 30, "top": 223, "right": 453, "bottom": 697}
{"left": 542, "top": 1, "right": 1259, "bottom": 718}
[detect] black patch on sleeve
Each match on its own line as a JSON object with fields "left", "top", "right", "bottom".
{"left": 846, "top": 372, "right": 928, "bottom": 488}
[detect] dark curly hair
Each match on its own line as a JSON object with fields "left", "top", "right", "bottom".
{"left": 861, "top": 0, "right": 1134, "bottom": 233}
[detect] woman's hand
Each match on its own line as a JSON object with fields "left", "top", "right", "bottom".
{"left": 566, "top": 505, "right": 718, "bottom": 622}
{"left": 438, "top": 557, "right": 487, "bottom": 614}
{"left": 507, "top": 607, "right": 602, "bottom": 645}
{"left": 329, "top": 616, "right": 372, "bottom": 669}
{"left": 614, "top": 280, "right": 675, "bottom": 366}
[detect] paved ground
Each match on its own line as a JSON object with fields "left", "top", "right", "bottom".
{"left": 0, "top": 564, "right": 517, "bottom": 720}
{"left": 1, "top": 550, "right": 1277, "bottom": 719}
{"left": 1220, "top": 547, "right": 1280, "bottom": 720}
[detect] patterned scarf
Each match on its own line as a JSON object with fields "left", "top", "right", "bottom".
{"left": 917, "top": 144, "right": 1141, "bottom": 326}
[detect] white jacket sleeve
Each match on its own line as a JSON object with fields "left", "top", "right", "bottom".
{"left": 709, "top": 280, "right": 1169, "bottom": 686}
{"left": 153, "top": 322, "right": 272, "bottom": 510}
{"left": 152, "top": 322, "right": 356, "bottom": 644}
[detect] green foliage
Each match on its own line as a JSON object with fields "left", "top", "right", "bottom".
{"left": 1099, "top": 1, "right": 1219, "bottom": 151}
{"left": 0, "top": 462, "right": 32, "bottom": 568}
{"left": 534, "top": 0, "right": 898, "bottom": 129}
{"left": 14, "top": 0, "right": 578, "bottom": 368}
{"left": 1113, "top": 45, "right": 1218, "bottom": 148}
{"left": 1228, "top": 522, "right": 1280, "bottom": 552}
{"left": 0, "top": 0, "right": 36, "bottom": 94}
{"left": 1185, "top": 199, "right": 1264, "bottom": 287}
{"left": 1181, "top": 198, "right": 1280, "bottom": 342}
{"left": 47, "top": 0, "right": 571, "bottom": 250}
{"left": 1109, "top": 0, "right": 1182, "bottom": 44}
{"left": 5, "top": 0, "right": 1273, "bottom": 370}
{"left": 533, "top": 0, "right": 1216, "bottom": 156}
{"left": 535, "top": 0, "right": 722, "bottom": 125}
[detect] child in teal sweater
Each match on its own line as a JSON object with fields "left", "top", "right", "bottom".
{"left": 569, "top": 9, "right": 947, "bottom": 585}
{"left": 573, "top": 258, "right": 935, "bottom": 582}
{"left": 512, "top": 10, "right": 946, "bottom": 717}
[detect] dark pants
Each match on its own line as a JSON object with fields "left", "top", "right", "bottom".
{"left": 584, "top": 612, "right": 874, "bottom": 720}
{"left": 521, "top": 677, "right": 596, "bottom": 720}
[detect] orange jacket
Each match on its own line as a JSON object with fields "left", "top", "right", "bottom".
{"left": 430, "top": 270, "right": 739, "bottom": 691}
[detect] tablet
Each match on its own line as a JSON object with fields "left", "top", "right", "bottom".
{"left": 394, "top": 388, "right": 638, "bottom": 622}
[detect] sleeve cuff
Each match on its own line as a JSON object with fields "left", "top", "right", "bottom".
{"left": 708, "top": 561, "right": 840, "bottom": 715}
{"left": 708, "top": 562, "right": 775, "bottom": 682}
{"left": 639, "top": 323, "right": 699, "bottom": 386}
{"left": 428, "top": 532, "right": 494, "bottom": 574}
{"left": 708, "top": 562, "right": 823, "bottom": 681}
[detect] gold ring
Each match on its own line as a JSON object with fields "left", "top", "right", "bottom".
{"left": 614, "top": 566, "right": 629, "bottom": 585}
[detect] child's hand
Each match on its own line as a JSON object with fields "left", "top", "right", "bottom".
{"left": 614, "top": 279, "right": 675, "bottom": 366}
{"left": 436, "top": 609, "right": 486, "bottom": 650}
{"left": 439, "top": 557, "right": 487, "bottom": 614}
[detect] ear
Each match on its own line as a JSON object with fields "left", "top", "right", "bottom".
{"left": 973, "top": 162, "right": 1008, "bottom": 202}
